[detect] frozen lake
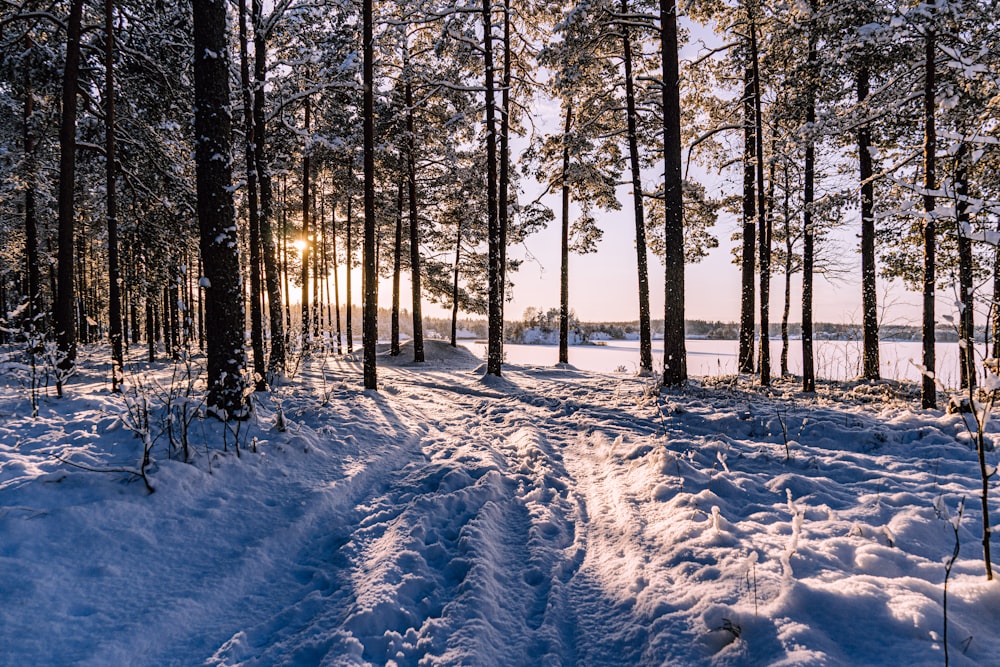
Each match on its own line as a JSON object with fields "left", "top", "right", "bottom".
{"left": 460, "top": 338, "right": 971, "bottom": 387}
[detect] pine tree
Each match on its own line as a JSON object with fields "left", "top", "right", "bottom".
{"left": 660, "top": 0, "right": 686, "bottom": 386}
{"left": 193, "top": 0, "right": 248, "bottom": 418}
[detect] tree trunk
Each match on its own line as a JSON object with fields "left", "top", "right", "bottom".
{"left": 858, "top": 67, "right": 880, "bottom": 381}
{"left": 993, "top": 225, "right": 1000, "bottom": 359}
{"left": 391, "top": 177, "right": 402, "bottom": 356}
{"left": 621, "top": 0, "right": 652, "bottom": 374}
{"left": 781, "top": 162, "right": 791, "bottom": 377}
{"left": 451, "top": 220, "right": 462, "bottom": 347}
{"left": 752, "top": 19, "right": 770, "bottom": 387}
{"left": 738, "top": 66, "right": 756, "bottom": 375}
{"left": 661, "top": 0, "right": 686, "bottom": 386}
{"left": 146, "top": 296, "right": 155, "bottom": 362}
{"left": 301, "top": 97, "right": 311, "bottom": 351}
{"left": 193, "top": 0, "right": 248, "bottom": 418}
{"left": 252, "top": 0, "right": 285, "bottom": 377}
{"left": 362, "top": 0, "right": 378, "bottom": 389}
{"left": 347, "top": 197, "right": 354, "bottom": 353}
{"left": 313, "top": 181, "right": 322, "bottom": 339}
{"left": 957, "top": 143, "right": 974, "bottom": 390}
{"left": 23, "top": 38, "right": 41, "bottom": 337}
{"left": 559, "top": 103, "right": 572, "bottom": 366}
{"left": 239, "top": 0, "right": 265, "bottom": 390}
{"left": 921, "top": 28, "right": 936, "bottom": 410}
{"left": 169, "top": 278, "right": 181, "bottom": 356}
{"left": 499, "top": 0, "right": 511, "bottom": 328}
{"left": 197, "top": 255, "right": 205, "bottom": 350}
{"left": 801, "top": 5, "right": 817, "bottom": 393}
{"left": 281, "top": 178, "right": 291, "bottom": 346}
{"left": 55, "top": 0, "right": 85, "bottom": 383}
{"left": 331, "top": 198, "right": 343, "bottom": 354}
{"left": 484, "top": 0, "right": 503, "bottom": 377}
{"left": 406, "top": 81, "right": 424, "bottom": 363}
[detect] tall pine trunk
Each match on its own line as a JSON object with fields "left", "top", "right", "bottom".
{"left": 406, "top": 81, "right": 424, "bottom": 363}
{"left": 331, "top": 200, "right": 343, "bottom": 354}
{"left": 23, "top": 39, "right": 41, "bottom": 334}
{"left": 55, "top": 0, "right": 85, "bottom": 384}
{"left": 301, "top": 98, "right": 311, "bottom": 351}
{"left": 362, "top": 0, "right": 378, "bottom": 390}
{"left": 781, "top": 162, "right": 792, "bottom": 377}
{"left": 738, "top": 66, "right": 756, "bottom": 375}
{"left": 661, "top": 0, "right": 686, "bottom": 385}
{"left": 957, "top": 143, "right": 974, "bottom": 390}
{"left": 559, "top": 103, "right": 572, "bottom": 366}
{"left": 451, "top": 220, "right": 462, "bottom": 347}
{"left": 391, "top": 177, "right": 402, "bottom": 356}
{"left": 621, "top": 0, "right": 653, "bottom": 374}
{"left": 105, "top": 2, "right": 122, "bottom": 392}
{"left": 252, "top": 0, "right": 286, "bottom": 377}
{"left": 484, "top": 0, "right": 503, "bottom": 377}
{"left": 858, "top": 67, "right": 880, "bottom": 380}
{"left": 347, "top": 198, "right": 353, "bottom": 354}
{"left": 921, "top": 28, "right": 936, "bottom": 409}
{"left": 239, "top": 0, "right": 265, "bottom": 390}
{"left": 752, "top": 18, "right": 770, "bottom": 386}
{"left": 499, "top": 0, "right": 511, "bottom": 328}
{"left": 801, "top": 4, "right": 818, "bottom": 393}
{"left": 193, "top": 0, "right": 248, "bottom": 418}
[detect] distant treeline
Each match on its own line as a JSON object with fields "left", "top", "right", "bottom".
{"left": 582, "top": 319, "right": 968, "bottom": 342}
{"left": 378, "top": 313, "right": 969, "bottom": 344}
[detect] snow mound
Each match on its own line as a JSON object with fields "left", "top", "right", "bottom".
{"left": 378, "top": 339, "right": 482, "bottom": 369}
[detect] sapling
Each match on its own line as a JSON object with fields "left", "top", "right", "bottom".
{"left": 745, "top": 551, "right": 759, "bottom": 615}
{"left": 775, "top": 408, "right": 790, "bottom": 461}
{"left": 942, "top": 498, "right": 964, "bottom": 667}
{"left": 965, "top": 365, "right": 997, "bottom": 580}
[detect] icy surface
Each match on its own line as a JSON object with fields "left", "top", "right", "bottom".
{"left": 1, "top": 340, "right": 999, "bottom": 665}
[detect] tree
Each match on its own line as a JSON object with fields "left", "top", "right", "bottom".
{"left": 105, "top": 0, "right": 123, "bottom": 393}
{"left": 660, "top": 0, "right": 686, "bottom": 386}
{"left": 799, "top": 0, "right": 819, "bottom": 393}
{"left": 362, "top": 0, "right": 377, "bottom": 390}
{"left": 193, "top": 0, "right": 248, "bottom": 417}
{"left": 533, "top": 5, "right": 618, "bottom": 365}
{"left": 738, "top": 63, "right": 757, "bottom": 375}
{"left": 618, "top": 0, "right": 655, "bottom": 374}
{"left": 920, "top": 21, "right": 936, "bottom": 410}
{"left": 238, "top": 0, "right": 266, "bottom": 390}
{"left": 252, "top": 0, "right": 287, "bottom": 379}
{"left": 54, "top": 0, "right": 85, "bottom": 388}
{"left": 484, "top": 0, "right": 503, "bottom": 377}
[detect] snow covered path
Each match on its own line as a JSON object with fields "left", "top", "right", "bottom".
{"left": 3, "top": 342, "right": 1000, "bottom": 665}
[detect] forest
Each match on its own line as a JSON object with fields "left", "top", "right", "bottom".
{"left": 1, "top": 0, "right": 997, "bottom": 415}
{"left": 3, "top": 1, "right": 1000, "bottom": 664}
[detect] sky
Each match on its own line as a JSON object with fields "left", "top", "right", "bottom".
{"left": 354, "top": 177, "right": 937, "bottom": 328}
{"left": 405, "top": 179, "right": 934, "bottom": 328}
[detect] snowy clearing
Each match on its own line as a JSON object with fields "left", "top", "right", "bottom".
{"left": 2, "top": 340, "right": 999, "bottom": 666}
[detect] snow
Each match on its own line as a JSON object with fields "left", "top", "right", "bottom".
{"left": 2, "top": 341, "right": 999, "bottom": 665}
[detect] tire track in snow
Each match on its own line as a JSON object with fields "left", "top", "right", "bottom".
{"left": 382, "top": 367, "right": 666, "bottom": 664}
{"left": 441, "top": 368, "right": 691, "bottom": 664}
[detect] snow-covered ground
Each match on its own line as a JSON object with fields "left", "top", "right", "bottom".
{"left": 2, "top": 340, "right": 999, "bottom": 665}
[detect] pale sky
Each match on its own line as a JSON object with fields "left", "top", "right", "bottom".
{"left": 405, "top": 196, "right": 933, "bottom": 328}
